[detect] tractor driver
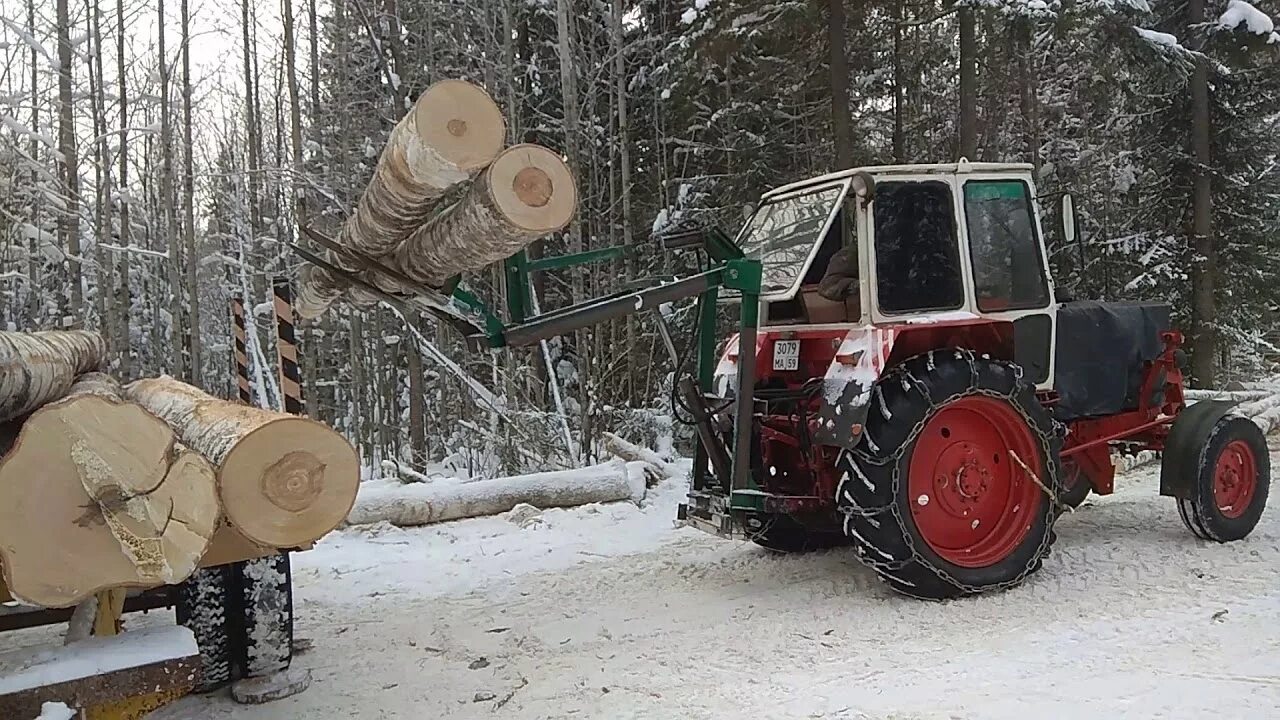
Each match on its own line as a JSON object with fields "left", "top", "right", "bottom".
{"left": 815, "top": 205, "right": 859, "bottom": 307}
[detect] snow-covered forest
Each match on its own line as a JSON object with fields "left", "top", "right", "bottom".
{"left": 1, "top": 0, "right": 1279, "bottom": 479}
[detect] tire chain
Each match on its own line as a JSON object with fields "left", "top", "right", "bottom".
{"left": 834, "top": 349, "right": 1063, "bottom": 598}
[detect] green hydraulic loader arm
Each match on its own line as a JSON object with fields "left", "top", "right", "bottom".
{"left": 292, "top": 224, "right": 763, "bottom": 497}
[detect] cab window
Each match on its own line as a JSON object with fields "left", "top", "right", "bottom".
{"left": 963, "top": 180, "right": 1049, "bottom": 311}
{"left": 873, "top": 181, "right": 964, "bottom": 313}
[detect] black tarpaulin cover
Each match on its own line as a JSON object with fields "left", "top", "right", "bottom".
{"left": 1053, "top": 301, "right": 1171, "bottom": 421}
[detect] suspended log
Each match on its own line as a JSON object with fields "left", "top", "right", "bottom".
{"left": 389, "top": 143, "right": 576, "bottom": 287}
{"left": 124, "top": 376, "right": 359, "bottom": 548}
{"left": 295, "top": 79, "right": 506, "bottom": 318}
{"left": 347, "top": 460, "right": 646, "bottom": 528}
{"left": 0, "top": 330, "right": 107, "bottom": 423}
{"left": 0, "top": 373, "right": 219, "bottom": 608}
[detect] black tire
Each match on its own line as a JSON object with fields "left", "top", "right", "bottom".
{"left": 1058, "top": 460, "right": 1092, "bottom": 509}
{"left": 835, "top": 350, "right": 1063, "bottom": 600}
{"left": 239, "top": 553, "right": 295, "bottom": 677}
{"left": 747, "top": 514, "right": 848, "bottom": 553}
{"left": 176, "top": 553, "right": 295, "bottom": 691}
{"left": 1176, "top": 416, "right": 1270, "bottom": 542}
{"left": 176, "top": 565, "right": 240, "bottom": 692}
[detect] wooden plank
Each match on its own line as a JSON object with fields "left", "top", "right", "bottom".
{"left": 0, "top": 625, "right": 199, "bottom": 718}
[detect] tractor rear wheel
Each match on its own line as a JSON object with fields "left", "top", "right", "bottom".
{"left": 746, "top": 514, "right": 848, "bottom": 553}
{"left": 1176, "top": 416, "right": 1269, "bottom": 542}
{"left": 835, "top": 350, "right": 1063, "bottom": 599}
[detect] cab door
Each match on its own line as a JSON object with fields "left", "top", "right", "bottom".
{"left": 958, "top": 177, "right": 1056, "bottom": 387}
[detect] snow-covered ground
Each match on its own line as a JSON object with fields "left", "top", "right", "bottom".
{"left": 140, "top": 457, "right": 1278, "bottom": 718}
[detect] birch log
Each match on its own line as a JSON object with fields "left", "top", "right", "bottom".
{"left": 124, "top": 376, "right": 359, "bottom": 548}
{"left": 347, "top": 461, "right": 645, "bottom": 527}
{"left": 0, "top": 330, "right": 107, "bottom": 423}
{"left": 295, "top": 79, "right": 505, "bottom": 318}
{"left": 389, "top": 143, "right": 576, "bottom": 286}
{"left": 0, "top": 373, "right": 218, "bottom": 608}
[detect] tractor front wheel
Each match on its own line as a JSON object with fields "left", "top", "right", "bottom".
{"left": 836, "top": 350, "right": 1063, "bottom": 599}
{"left": 1058, "top": 460, "right": 1092, "bottom": 508}
{"left": 1176, "top": 416, "right": 1270, "bottom": 542}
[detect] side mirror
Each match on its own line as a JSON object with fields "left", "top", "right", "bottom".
{"left": 851, "top": 171, "right": 876, "bottom": 207}
{"left": 1061, "top": 193, "right": 1077, "bottom": 245}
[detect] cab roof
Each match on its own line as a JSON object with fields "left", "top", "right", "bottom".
{"left": 760, "top": 161, "right": 1036, "bottom": 201}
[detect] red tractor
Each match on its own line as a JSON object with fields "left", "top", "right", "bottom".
{"left": 675, "top": 161, "right": 1271, "bottom": 599}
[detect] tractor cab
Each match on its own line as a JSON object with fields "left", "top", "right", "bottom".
{"left": 734, "top": 161, "right": 1058, "bottom": 388}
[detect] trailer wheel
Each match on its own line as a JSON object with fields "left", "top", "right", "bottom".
{"left": 747, "top": 514, "right": 848, "bottom": 553}
{"left": 1176, "top": 416, "right": 1269, "bottom": 542}
{"left": 176, "top": 565, "right": 239, "bottom": 692}
{"left": 176, "top": 553, "right": 295, "bottom": 692}
{"left": 835, "top": 350, "right": 1062, "bottom": 600}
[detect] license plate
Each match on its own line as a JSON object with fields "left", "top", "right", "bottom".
{"left": 773, "top": 340, "right": 800, "bottom": 371}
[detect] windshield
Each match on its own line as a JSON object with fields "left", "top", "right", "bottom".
{"left": 736, "top": 183, "right": 846, "bottom": 295}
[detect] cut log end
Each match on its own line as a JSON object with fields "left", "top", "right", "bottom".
{"left": 0, "top": 391, "right": 217, "bottom": 608}
{"left": 411, "top": 79, "right": 505, "bottom": 171}
{"left": 220, "top": 417, "right": 360, "bottom": 548}
{"left": 487, "top": 144, "right": 576, "bottom": 233}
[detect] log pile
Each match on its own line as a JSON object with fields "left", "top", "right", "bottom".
{"left": 0, "top": 330, "right": 358, "bottom": 609}
{"left": 295, "top": 79, "right": 577, "bottom": 319}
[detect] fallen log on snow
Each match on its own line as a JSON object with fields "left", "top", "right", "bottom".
{"left": 0, "top": 373, "right": 218, "bottom": 608}
{"left": 125, "top": 376, "right": 360, "bottom": 549}
{"left": 296, "top": 79, "right": 506, "bottom": 319}
{"left": 0, "top": 330, "right": 106, "bottom": 423}
{"left": 346, "top": 461, "right": 648, "bottom": 528}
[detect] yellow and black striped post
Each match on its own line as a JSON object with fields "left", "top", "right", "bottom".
{"left": 229, "top": 297, "right": 252, "bottom": 404}
{"left": 273, "top": 277, "right": 304, "bottom": 415}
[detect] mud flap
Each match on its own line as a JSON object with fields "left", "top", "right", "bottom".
{"left": 1160, "top": 399, "right": 1239, "bottom": 499}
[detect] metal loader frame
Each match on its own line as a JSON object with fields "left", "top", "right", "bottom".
{"left": 292, "top": 225, "right": 763, "bottom": 512}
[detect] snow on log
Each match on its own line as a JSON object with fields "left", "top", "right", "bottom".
{"left": 601, "top": 432, "right": 682, "bottom": 484}
{"left": 124, "top": 376, "right": 359, "bottom": 548}
{"left": 346, "top": 461, "right": 646, "bottom": 528}
{"left": 0, "top": 373, "right": 219, "bottom": 608}
{"left": 0, "top": 330, "right": 106, "bottom": 423}
{"left": 388, "top": 143, "right": 576, "bottom": 287}
{"left": 295, "top": 79, "right": 505, "bottom": 319}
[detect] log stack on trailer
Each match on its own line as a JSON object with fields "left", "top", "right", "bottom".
{"left": 294, "top": 79, "right": 577, "bottom": 318}
{"left": 0, "top": 328, "right": 359, "bottom": 716}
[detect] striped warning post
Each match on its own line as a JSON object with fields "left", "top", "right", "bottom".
{"left": 273, "top": 277, "right": 304, "bottom": 415}
{"left": 230, "top": 297, "right": 252, "bottom": 404}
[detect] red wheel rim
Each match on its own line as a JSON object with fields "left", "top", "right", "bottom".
{"left": 907, "top": 396, "right": 1043, "bottom": 568}
{"left": 1212, "top": 439, "right": 1257, "bottom": 520}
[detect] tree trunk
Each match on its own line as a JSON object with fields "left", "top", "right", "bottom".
{"left": 0, "top": 330, "right": 107, "bottom": 423}
{"left": 892, "top": 1, "right": 906, "bottom": 163}
{"left": 347, "top": 461, "right": 646, "bottom": 527}
{"left": 181, "top": 0, "right": 200, "bottom": 384}
{"left": 828, "top": 0, "right": 853, "bottom": 169}
{"left": 55, "top": 0, "right": 84, "bottom": 318}
{"left": 158, "top": 0, "right": 185, "bottom": 380}
{"left": 87, "top": 0, "right": 112, "bottom": 342}
{"left": 283, "top": 0, "right": 306, "bottom": 227}
{"left": 0, "top": 373, "right": 218, "bottom": 608}
{"left": 124, "top": 376, "right": 359, "bottom": 548}
{"left": 958, "top": 5, "right": 978, "bottom": 160}
{"left": 115, "top": 0, "right": 132, "bottom": 375}
{"left": 1188, "top": 0, "right": 1216, "bottom": 387}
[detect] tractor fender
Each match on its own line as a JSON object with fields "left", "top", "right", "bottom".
{"left": 1160, "top": 399, "right": 1240, "bottom": 499}
{"left": 812, "top": 326, "right": 897, "bottom": 448}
